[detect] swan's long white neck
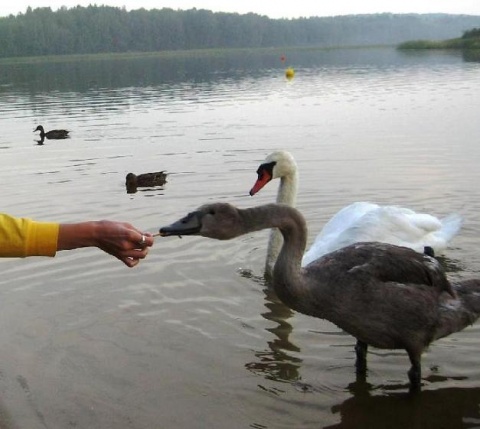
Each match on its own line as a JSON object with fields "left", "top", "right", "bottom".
{"left": 275, "top": 170, "right": 298, "bottom": 206}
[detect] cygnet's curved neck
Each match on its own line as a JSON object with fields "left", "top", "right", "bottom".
{"left": 242, "top": 203, "right": 310, "bottom": 309}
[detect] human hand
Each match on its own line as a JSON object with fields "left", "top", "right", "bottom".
{"left": 58, "top": 220, "right": 154, "bottom": 267}
{"left": 93, "top": 220, "right": 154, "bottom": 267}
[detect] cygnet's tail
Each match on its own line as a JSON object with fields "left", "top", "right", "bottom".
{"left": 435, "top": 279, "right": 480, "bottom": 341}
{"left": 456, "top": 279, "right": 480, "bottom": 314}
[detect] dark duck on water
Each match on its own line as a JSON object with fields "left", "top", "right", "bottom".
{"left": 125, "top": 171, "right": 168, "bottom": 193}
{"left": 159, "top": 202, "right": 480, "bottom": 392}
{"left": 34, "top": 125, "right": 70, "bottom": 140}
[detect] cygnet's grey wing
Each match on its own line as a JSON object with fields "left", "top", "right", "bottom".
{"left": 305, "top": 241, "right": 453, "bottom": 295}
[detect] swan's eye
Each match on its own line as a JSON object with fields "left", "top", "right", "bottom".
{"left": 256, "top": 162, "right": 275, "bottom": 179}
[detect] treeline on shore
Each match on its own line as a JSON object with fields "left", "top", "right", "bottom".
{"left": 398, "top": 27, "right": 480, "bottom": 49}
{"left": 1, "top": 6, "right": 480, "bottom": 59}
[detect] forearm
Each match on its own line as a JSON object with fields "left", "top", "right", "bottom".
{"left": 57, "top": 222, "right": 99, "bottom": 250}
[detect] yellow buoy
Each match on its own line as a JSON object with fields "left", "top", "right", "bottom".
{"left": 285, "top": 67, "right": 295, "bottom": 79}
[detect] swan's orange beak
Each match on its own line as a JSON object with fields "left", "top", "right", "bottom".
{"left": 249, "top": 171, "right": 272, "bottom": 196}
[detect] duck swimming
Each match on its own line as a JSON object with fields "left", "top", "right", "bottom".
{"left": 126, "top": 171, "right": 167, "bottom": 193}
{"left": 160, "top": 202, "right": 480, "bottom": 391}
{"left": 250, "top": 151, "right": 462, "bottom": 276}
{"left": 34, "top": 125, "right": 70, "bottom": 140}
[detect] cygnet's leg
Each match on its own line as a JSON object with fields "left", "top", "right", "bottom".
{"left": 355, "top": 340, "right": 368, "bottom": 375}
{"left": 407, "top": 349, "right": 422, "bottom": 393}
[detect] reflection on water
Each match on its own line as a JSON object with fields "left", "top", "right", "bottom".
{"left": 463, "top": 50, "right": 480, "bottom": 63}
{"left": 1, "top": 47, "right": 480, "bottom": 428}
{"left": 4, "top": 47, "right": 462, "bottom": 94}
{"left": 327, "top": 380, "right": 480, "bottom": 429}
{"left": 245, "top": 283, "right": 301, "bottom": 383}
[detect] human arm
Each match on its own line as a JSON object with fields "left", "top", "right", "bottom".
{"left": 0, "top": 214, "right": 153, "bottom": 267}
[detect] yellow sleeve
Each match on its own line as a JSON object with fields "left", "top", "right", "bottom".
{"left": 0, "top": 213, "right": 59, "bottom": 257}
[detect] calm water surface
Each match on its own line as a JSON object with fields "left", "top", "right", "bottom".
{"left": 1, "top": 47, "right": 480, "bottom": 428}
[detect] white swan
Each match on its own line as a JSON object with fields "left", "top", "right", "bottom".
{"left": 159, "top": 202, "right": 480, "bottom": 391}
{"left": 249, "top": 151, "right": 463, "bottom": 275}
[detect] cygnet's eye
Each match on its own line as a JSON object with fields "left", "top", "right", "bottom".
{"left": 182, "top": 212, "right": 195, "bottom": 223}
{"left": 209, "top": 209, "right": 216, "bottom": 215}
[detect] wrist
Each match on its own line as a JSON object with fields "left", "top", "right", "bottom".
{"left": 57, "top": 221, "right": 100, "bottom": 251}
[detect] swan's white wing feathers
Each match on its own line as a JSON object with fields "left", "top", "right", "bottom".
{"left": 316, "top": 202, "right": 379, "bottom": 241}
{"left": 301, "top": 203, "right": 463, "bottom": 267}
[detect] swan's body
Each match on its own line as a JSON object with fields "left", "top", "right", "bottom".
{"left": 250, "top": 151, "right": 463, "bottom": 275}
{"left": 34, "top": 125, "right": 70, "bottom": 140}
{"left": 160, "top": 202, "right": 480, "bottom": 391}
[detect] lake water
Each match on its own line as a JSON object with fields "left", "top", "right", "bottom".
{"left": 1, "top": 47, "right": 480, "bottom": 428}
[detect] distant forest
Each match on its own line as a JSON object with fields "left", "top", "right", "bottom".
{"left": 1, "top": 6, "right": 480, "bottom": 59}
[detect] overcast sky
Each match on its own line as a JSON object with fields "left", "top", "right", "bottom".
{"left": 2, "top": 0, "right": 480, "bottom": 18}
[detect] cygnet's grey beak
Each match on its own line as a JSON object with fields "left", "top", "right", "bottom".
{"left": 159, "top": 210, "right": 203, "bottom": 237}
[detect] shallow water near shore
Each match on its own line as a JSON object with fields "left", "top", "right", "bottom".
{"left": 1, "top": 47, "right": 480, "bottom": 428}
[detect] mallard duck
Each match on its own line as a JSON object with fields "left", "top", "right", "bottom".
{"left": 126, "top": 171, "right": 167, "bottom": 193}
{"left": 34, "top": 125, "right": 70, "bottom": 140}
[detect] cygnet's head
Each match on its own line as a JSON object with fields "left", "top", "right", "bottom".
{"left": 159, "top": 203, "right": 244, "bottom": 240}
